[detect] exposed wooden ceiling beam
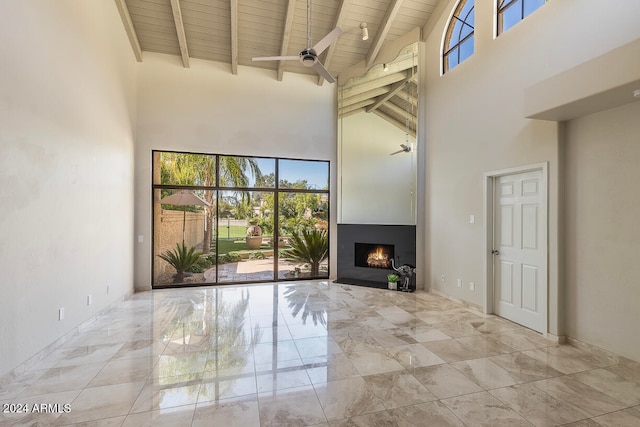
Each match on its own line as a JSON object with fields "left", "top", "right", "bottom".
{"left": 317, "top": 0, "right": 350, "bottom": 86}
{"left": 113, "top": 0, "right": 142, "bottom": 62}
{"left": 278, "top": 0, "right": 297, "bottom": 81}
{"left": 366, "top": 69, "right": 417, "bottom": 113}
{"left": 373, "top": 109, "right": 416, "bottom": 137}
{"left": 341, "top": 107, "right": 366, "bottom": 118}
{"left": 339, "top": 99, "right": 376, "bottom": 116}
{"left": 366, "top": 0, "right": 404, "bottom": 68}
{"left": 169, "top": 0, "right": 189, "bottom": 68}
{"left": 383, "top": 101, "right": 416, "bottom": 127}
{"left": 398, "top": 87, "right": 418, "bottom": 108}
{"left": 343, "top": 56, "right": 415, "bottom": 90}
{"left": 340, "top": 71, "right": 407, "bottom": 99}
{"left": 366, "top": 82, "right": 409, "bottom": 113}
{"left": 339, "top": 87, "right": 390, "bottom": 109}
{"left": 339, "top": 26, "right": 420, "bottom": 84}
{"left": 230, "top": 0, "right": 238, "bottom": 74}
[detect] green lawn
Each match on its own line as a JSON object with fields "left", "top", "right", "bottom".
{"left": 212, "top": 225, "right": 289, "bottom": 254}
{"left": 216, "top": 225, "right": 249, "bottom": 240}
{"left": 215, "top": 238, "right": 253, "bottom": 254}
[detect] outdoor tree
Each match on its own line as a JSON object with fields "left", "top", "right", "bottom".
{"left": 158, "top": 153, "right": 262, "bottom": 253}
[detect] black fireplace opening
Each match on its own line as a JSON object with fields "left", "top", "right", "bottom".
{"left": 354, "top": 243, "right": 395, "bottom": 269}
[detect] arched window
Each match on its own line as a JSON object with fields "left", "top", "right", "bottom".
{"left": 443, "top": 0, "right": 475, "bottom": 73}
{"left": 497, "top": 0, "right": 545, "bottom": 35}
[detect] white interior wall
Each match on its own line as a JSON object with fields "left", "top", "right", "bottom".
{"left": 564, "top": 101, "right": 640, "bottom": 361}
{"left": 134, "top": 54, "right": 337, "bottom": 290}
{"left": 423, "top": 0, "right": 640, "bottom": 337}
{"left": 0, "top": 1, "right": 137, "bottom": 377}
{"left": 339, "top": 113, "right": 416, "bottom": 225}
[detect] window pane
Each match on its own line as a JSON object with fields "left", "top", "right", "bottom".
{"left": 459, "top": 0, "right": 473, "bottom": 18}
{"left": 459, "top": 36, "right": 474, "bottom": 62}
{"left": 153, "top": 188, "right": 216, "bottom": 286}
{"left": 462, "top": 6, "right": 474, "bottom": 26}
{"left": 460, "top": 21, "right": 473, "bottom": 40}
{"left": 523, "top": 0, "right": 545, "bottom": 17}
{"left": 278, "top": 192, "right": 329, "bottom": 279}
{"left": 254, "top": 158, "right": 276, "bottom": 188}
{"left": 154, "top": 151, "right": 216, "bottom": 186}
{"left": 450, "top": 18, "right": 464, "bottom": 46}
{"left": 501, "top": 1, "right": 522, "bottom": 33}
{"left": 278, "top": 159, "right": 329, "bottom": 190}
{"left": 219, "top": 156, "right": 272, "bottom": 188}
{"left": 445, "top": 47, "right": 459, "bottom": 70}
{"left": 217, "top": 190, "right": 275, "bottom": 283}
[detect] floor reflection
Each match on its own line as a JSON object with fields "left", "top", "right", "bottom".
{"left": 151, "top": 282, "right": 331, "bottom": 412}
{"left": 5, "top": 280, "right": 639, "bottom": 426}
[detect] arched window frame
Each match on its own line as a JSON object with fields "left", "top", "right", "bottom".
{"left": 442, "top": 0, "right": 475, "bottom": 74}
{"left": 497, "top": 0, "right": 546, "bottom": 36}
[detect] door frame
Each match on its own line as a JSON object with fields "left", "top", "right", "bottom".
{"left": 483, "top": 162, "right": 548, "bottom": 335}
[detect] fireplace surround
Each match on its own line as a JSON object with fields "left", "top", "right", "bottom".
{"left": 337, "top": 224, "right": 416, "bottom": 288}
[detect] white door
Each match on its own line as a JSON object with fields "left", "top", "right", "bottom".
{"left": 493, "top": 170, "right": 546, "bottom": 333}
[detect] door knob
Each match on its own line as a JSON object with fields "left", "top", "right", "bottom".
{"left": 491, "top": 249, "right": 500, "bottom": 255}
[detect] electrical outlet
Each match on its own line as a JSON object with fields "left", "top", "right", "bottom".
{"left": 59, "top": 308, "right": 65, "bottom": 321}
{"left": 470, "top": 282, "right": 475, "bottom": 291}
{"left": 457, "top": 278, "right": 462, "bottom": 288}
{"left": 441, "top": 274, "right": 446, "bottom": 282}
{"left": 87, "top": 294, "right": 93, "bottom": 306}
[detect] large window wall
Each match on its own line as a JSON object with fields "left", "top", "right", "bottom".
{"left": 152, "top": 151, "right": 329, "bottom": 288}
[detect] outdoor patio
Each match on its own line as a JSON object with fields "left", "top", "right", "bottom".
{"left": 154, "top": 257, "right": 329, "bottom": 285}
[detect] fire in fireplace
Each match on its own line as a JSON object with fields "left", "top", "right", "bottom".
{"left": 354, "top": 243, "right": 395, "bottom": 269}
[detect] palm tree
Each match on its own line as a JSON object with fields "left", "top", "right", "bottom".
{"left": 157, "top": 153, "right": 262, "bottom": 253}
{"left": 282, "top": 228, "right": 328, "bottom": 277}
{"left": 219, "top": 156, "right": 262, "bottom": 188}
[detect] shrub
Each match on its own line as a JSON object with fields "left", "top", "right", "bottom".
{"left": 249, "top": 251, "right": 266, "bottom": 260}
{"left": 158, "top": 243, "right": 203, "bottom": 282}
{"left": 281, "top": 228, "right": 328, "bottom": 277}
{"left": 219, "top": 252, "right": 242, "bottom": 263}
{"left": 187, "top": 256, "right": 213, "bottom": 273}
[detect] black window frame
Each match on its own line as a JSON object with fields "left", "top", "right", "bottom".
{"left": 151, "top": 150, "right": 330, "bottom": 289}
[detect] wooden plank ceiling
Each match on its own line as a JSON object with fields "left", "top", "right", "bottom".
{"left": 116, "top": 0, "right": 443, "bottom": 129}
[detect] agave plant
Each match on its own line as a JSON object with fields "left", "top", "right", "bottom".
{"left": 158, "top": 243, "right": 203, "bottom": 283}
{"left": 282, "top": 228, "right": 328, "bottom": 277}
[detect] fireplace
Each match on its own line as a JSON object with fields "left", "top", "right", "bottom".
{"left": 337, "top": 224, "right": 416, "bottom": 288}
{"left": 355, "top": 243, "right": 394, "bottom": 269}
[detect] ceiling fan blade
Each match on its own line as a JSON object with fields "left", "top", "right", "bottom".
{"left": 252, "top": 55, "right": 299, "bottom": 62}
{"left": 312, "top": 61, "right": 336, "bottom": 83}
{"left": 312, "top": 26, "right": 343, "bottom": 55}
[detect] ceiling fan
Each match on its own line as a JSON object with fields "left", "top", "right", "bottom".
{"left": 390, "top": 144, "right": 412, "bottom": 155}
{"left": 252, "top": 0, "right": 343, "bottom": 83}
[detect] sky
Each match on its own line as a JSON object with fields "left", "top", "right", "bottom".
{"left": 253, "top": 157, "right": 329, "bottom": 190}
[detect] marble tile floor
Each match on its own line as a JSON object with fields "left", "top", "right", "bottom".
{"left": 2, "top": 280, "right": 640, "bottom": 426}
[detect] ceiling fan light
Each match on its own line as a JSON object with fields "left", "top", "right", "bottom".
{"left": 299, "top": 48, "right": 318, "bottom": 67}
{"left": 360, "top": 23, "right": 369, "bottom": 41}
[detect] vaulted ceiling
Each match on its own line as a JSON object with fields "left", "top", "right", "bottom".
{"left": 114, "top": 0, "right": 444, "bottom": 132}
